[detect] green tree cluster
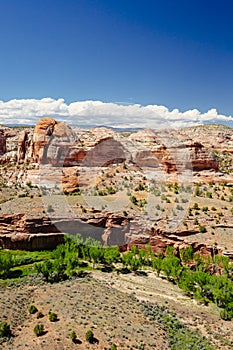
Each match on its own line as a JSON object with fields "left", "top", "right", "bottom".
{"left": 35, "top": 235, "right": 121, "bottom": 281}
{"left": 0, "top": 252, "right": 14, "bottom": 277}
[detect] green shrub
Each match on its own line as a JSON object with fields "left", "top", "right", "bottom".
{"left": 161, "top": 194, "right": 167, "bottom": 201}
{"left": 70, "top": 330, "right": 77, "bottom": 342}
{"left": 202, "top": 206, "right": 208, "bottom": 212}
{"left": 130, "top": 195, "right": 137, "bottom": 205}
{"left": 220, "top": 309, "right": 232, "bottom": 321}
{"left": 33, "top": 323, "right": 45, "bottom": 337}
{"left": 199, "top": 225, "right": 207, "bottom": 233}
{"left": 195, "top": 186, "right": 202, "bottom": 196}
{"left": 48, "top": 311, "right": 58, "bottom": 322}
{"left": 193, "top": 202, "right": 199, "bottom": 210}
{"left": 85, "top": 329, "right": 94, "bottom": 343}
{"left": 194, "top": 218, "right": 199, "bottom": 225}
{"left": 28, "top": 305, "right": 38, "bottom": 314}
{"left": 111, "top": 344, "right": 117, "bottom": 350}
{"left": 0, "top": 321, "right": 11, "bottom": 338}
{"left": 0, "top": 252, "right": 14, "bottom": 276}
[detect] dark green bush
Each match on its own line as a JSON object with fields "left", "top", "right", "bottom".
{"left": 85, "top": 329, "right": 94, "bottom": 343}
{"left": 70, "top": 330, "right": 77, "bottom": 342}
{"left": 0, "top": 321, "right": 11, "bottom": 338}
{"left": 130, "top": 195, "right": 137, "bottom": 205}
{"left": 48, "top": 311, "right": 58, "bottom": 322}
{"left": 220, "top": 309, "right": 232, "bottom": 321}
{"left": 199, "top": 225, "right": 207, "bottom": 233}
{"left": 28, "top": 305, "right": 38, "bottom": 314}
{"left": 33, "top": 323, "right": 45, "bottom": 337}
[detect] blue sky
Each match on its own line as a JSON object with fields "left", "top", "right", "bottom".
{"left": 0, "top": 0, "right": 233, "bottom": 127}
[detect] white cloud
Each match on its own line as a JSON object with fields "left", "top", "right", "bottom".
{"left": 0, "top": 98, "right": 232, "bottom": 129}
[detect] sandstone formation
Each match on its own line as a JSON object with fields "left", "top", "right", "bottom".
{"left": 0, "top": 212, "right": 222, "bottom": 259}
{"left": 0, "top": 233, "right": 64, "bottom": 251}
{"left": 81, "top": 138, "right": 128, "bottom": 167}
{"left": 32, "top": 117, "right": 78, "bottom": 166}
{"left": 17, "top": 130, "right": 33, "bottom": 161}
{"left": 0, "top": 129, "right": 6, "bottom": 155}
{"left": 179, "top": 124, "right": 233, "bottom": 151}
{"left": 0, "top": 212, "right": 131, "bottom": 250}
{"left": 127, "top": 227, "right": 220, "bottom": 259}
{"left": 0, "top": 118, "right": 232, "bottom": 253}
{"left": 32, "top": 117, "right": 57, "bottom": 163}
{"left": 3, "top": 118, "right": 219, "bottom": 192}
{"left": 130, "top": 129, "right": 218, "bottom": 172}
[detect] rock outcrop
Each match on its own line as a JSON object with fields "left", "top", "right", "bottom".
{"left": 0, "top": 129, "right": 6, "bottom": 155}
{"left": 0, "top": 212, "right": 131, "bottom": 250}
{"left": 17, "top": 130, "right": 33, "bottom": 161}
{"left": 81, "top": 138, "right": 128, "bottom": 167}
{"left": 32, "top": 117, "right": 78, "bottom": 166}
{"left": 0, "top": 233, "right": 64, "bottom": 251}
{"left": 1, "top": 118, "right": 232, "bottom": 253}
{"left": 0, "top": 212, "right": 222, "bottom": 258}
{"left": 32, "top": 117, "right": 57, "bottom": 163}
{"left": 130, "top": 129, "right": 218, "bottom": 172}
{"left": 188, "top": 142, "right": 218, "bottom": 171}
{"left": 180, "top": 124, "right": 233, "bottom": 151}
{"left": 3, "top": 118, "right": 219, "bottom": 194}
{"left": 127, "top": 227, "right": 221, "bottom": 258}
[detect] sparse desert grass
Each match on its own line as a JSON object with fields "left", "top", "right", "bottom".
{"left": 0, "top": 275, "right": 169, "bottom": 349}
{"left": 1, "top": 270, "right": 233, "bottom": 349}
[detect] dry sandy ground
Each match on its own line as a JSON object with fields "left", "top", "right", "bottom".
{"left": 1, "top": 271, "right": 233, "bottom": 349}
{"left": 92, "top": 270, "right": 233, "bottom": 349}
{"left": 1, "top": 275, "right": 168, "bottom": 350}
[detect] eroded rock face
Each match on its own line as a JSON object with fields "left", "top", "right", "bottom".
{"left": 32, "top": 117, "right": 79, "bottom": 166}
{"left": 81, "top": 138, "right": 128, "bottom": 167}
{"left": 0, "top": 212, "right": 131, "bottom": 251}
{"left": 0, "top": 212, "right": 221, "bottom": 257}
{"left": 33, "top": 117, "right": 57, "bottom": 163}
{"left": 62, "top": 167, "right": 79, "bottom": 193}
{"left": 188, "top": 142, "right": 218, "bottom": 171}
{"left": 130, "top": 129, "right": 218, "bottom": 172}
{"left": 7, "top": 118, "right": 220, "bottom": 194}
{"left": 18, "top": 130, "right": 33, "bottom": 161}
{"left": 127, "top": 227, "right": 221, "bottom": 258}
{"left": 0, "top": 233, "right": 64, "bottom": 251}
{"left": 0, "top": 129, "right": 6, "bottom": 155}
{"left": 1, "top": 118, "right": 232, "bottom": 253}
{"left": 0, "top": 118, "right": 224, "bottom": 175}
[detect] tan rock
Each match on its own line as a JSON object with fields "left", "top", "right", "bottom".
{"left": 62, "top": 167, "right": 79, "bottom": 193}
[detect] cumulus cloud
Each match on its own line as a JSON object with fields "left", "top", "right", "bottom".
{"left": 0, "top": 98, "right": 232, "bottom": 129}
